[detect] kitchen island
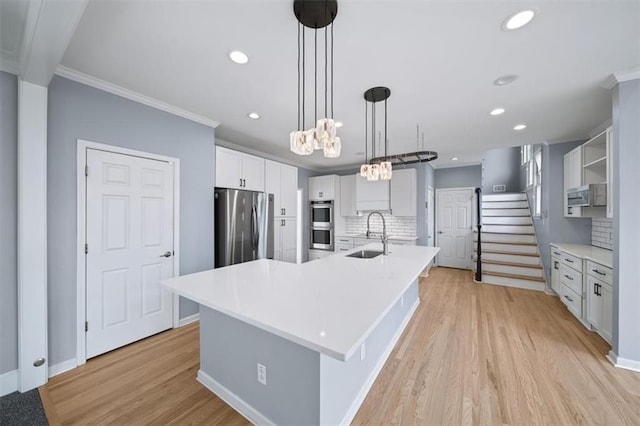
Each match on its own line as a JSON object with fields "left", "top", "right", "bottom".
{"left": 163, "top": 243, "right": 439, "bottom": 425}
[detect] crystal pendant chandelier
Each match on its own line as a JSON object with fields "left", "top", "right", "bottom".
{"left": 290, "top": 0, "right": 341, "bottom": 158}
{"left": 360, "top": 87, "right": 392, "bottom": 181}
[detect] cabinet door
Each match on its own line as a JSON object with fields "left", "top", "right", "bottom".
{"left": 606, "top": 127, "right": 613, "bottom": 219}
{"left": 551, "top": 257, "right": 561, "bottom": 294}
{"left": 356, "top": 174, "right": 390, "bottom": 211}
{"left": 215, "top": 146, "right": 242, "bottom": 189}
{"left": 265, "top": 160, "right": 282, "bottom": 215}
{"left": 241, "top": 153, "right": 265, "bottom": 192}
{"left": 340, "top": 175, "right": 357, "bottom": 216}
{"left": 281, "top": 218, "right": 297, "bottom": 263}
{"left": 309, "top": 175, "right": 336, "bottom": 200}
{"left": 391, "top": 169, "right": 416, "bottom": 216}
{"left": 600, "top": 283, "right": 613, "bottom": 343}
{"left": 564, "top": 149, "right": 582, "bottom": 217}
{"left": 280, "top": 164, "right": 298, "bottom": 217}
{"left": 273, "top": 218, "right": 283, "bottom": 261}
{"left": 587, "top": 276, "right": 602, "bottom": 330}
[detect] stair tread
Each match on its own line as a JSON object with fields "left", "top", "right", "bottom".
{"left": 474, "top": 240, "right": 537, "bottom": 246}
{"left": 482, "top": 206, "right": 528, "bottom": 209}
{"left": 475, "top": 231, "right": 536, "bottom": 236}
{"left": 474, "top": 249, "right": 539, "bottom": 257}
{"left": 477, "top": 259, "right": 542, "bottom": 269}
{"left": 475, "top": 270, "right": 546, "bottom": 282}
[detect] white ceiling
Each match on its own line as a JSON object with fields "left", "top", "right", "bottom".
{"left": 52, "top": 1, "right": 640, "bottom": 169}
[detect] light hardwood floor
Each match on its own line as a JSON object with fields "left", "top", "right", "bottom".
{"left": 41, "top": 267, "right": 640, "bottom": 425}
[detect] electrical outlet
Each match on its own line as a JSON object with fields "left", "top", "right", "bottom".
{"left": 360, "top": 343, "right": 366, "bottom": 361}
{"left": 257, "top": 363, "right": 267, "bottom": 385}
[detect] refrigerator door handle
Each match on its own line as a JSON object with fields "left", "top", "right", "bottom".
{"left": 252, "top": 204, "right": 259, "bottom": 249}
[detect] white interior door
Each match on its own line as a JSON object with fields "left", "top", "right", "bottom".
{"left": 86, "top": 149, "right": 174, "bottom": 358}
{"left": 436, "top": 188, "right": 473, "bottom": 269}
{"left": 427, "top": 187, "right": 435, "bottom": 247}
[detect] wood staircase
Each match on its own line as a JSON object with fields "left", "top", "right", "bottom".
{"left": 473, "top": 193, "right": 546, "bottom": 291}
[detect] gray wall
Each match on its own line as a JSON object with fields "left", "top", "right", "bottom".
{"left": 482, "top": 147, "right": 521, "bottom": 193}
{"left": 47, "top": 76, "right": 215, "bottom": 365}
{"left": 612, "top": 78, "right": 640, "bottom": 364}
{"left": 0, "top": 71, "right": 18, "bottom": 375}
{"left": 531, "top": 141, "right": 591, "bottom": 283}
{"left": 434, "top": 165, "right": 482, "bottom": 189}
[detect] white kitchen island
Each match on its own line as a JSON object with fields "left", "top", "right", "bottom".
{"left": 163, "top": 243, "right": 439, "bottom": 425}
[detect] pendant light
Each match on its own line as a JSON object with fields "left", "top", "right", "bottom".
{"left": 360, "top": 87, "right": 392, "bottom": 181}
{"left": 290, "top": 0, "right": 341, "bottom": 158}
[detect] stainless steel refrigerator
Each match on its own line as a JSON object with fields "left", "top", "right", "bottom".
{"left": 214, "top": 188, "right": 274, "bottom": 268}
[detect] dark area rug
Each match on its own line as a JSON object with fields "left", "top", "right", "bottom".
{"left": 0, "top": 390, "right": 48, "bottom": 426}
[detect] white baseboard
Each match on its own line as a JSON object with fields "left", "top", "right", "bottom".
{"left": 0, "top": 369, "right": 18, "bottom": 397}
{"left": 339, "top": 299, "right": 420, "bottom": 426}
{"left": 179, "top": 313, "right": 200, "bottom": 327}
{"left": 49, "top": 358, "right": 77, "bottom": 378}
{"left": 607, "top": 350, "right": 640, "bottom": 373}
{"left": 197, "top": 370, "right": 275, "bottom": 426}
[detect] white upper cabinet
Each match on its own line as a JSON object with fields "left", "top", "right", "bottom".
{"left": 309, "top": 175, "right": 338, "bottom": 201}
{"left": 564, "top": 146, "right": 583, "bottom": 217}
{"left": 340, "top": 175, "right": 357, "bottom": 216}
{"left": 356, "top": 174, "right": 390, "bottom": 211}
{"left": 266, "top": 160, "right": 298, "bottom": 217}
{"left": 215, "top": 146, "right": 265, "bottom": 192}
{"left": 391, "top": 169, "right": 417, "bottom": 216}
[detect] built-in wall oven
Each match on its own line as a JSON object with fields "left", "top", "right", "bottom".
{"left": 310, "top": 200, "right": 334, "bottom": 250}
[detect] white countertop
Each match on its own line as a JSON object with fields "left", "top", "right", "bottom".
{"left": 550, "top": 243, "right": 613, "bottom": 268}
{"left": 163, "top": 243, "right": 439, "bottom": 362}
{"left": 336, "top": 232, "right": 419, "bottom": 241}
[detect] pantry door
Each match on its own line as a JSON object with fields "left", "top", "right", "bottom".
{"left": 85, "top": 148, "right": 175, "bottom": 358}
{"left": 436, "top": 188, "right": 473, "bottom": 269}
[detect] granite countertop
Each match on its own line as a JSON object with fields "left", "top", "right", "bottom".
{"left": 550, "top": 243, "right": 613, "bottom": 269}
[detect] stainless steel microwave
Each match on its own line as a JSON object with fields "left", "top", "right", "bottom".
{"left": 567, "top": 184, "right": 607, "bottom": 207}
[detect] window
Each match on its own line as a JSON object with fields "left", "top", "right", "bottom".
{"left": 521, "top": 144, "right": 532, "bottom": 166}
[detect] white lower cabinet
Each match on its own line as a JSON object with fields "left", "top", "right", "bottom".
{"left": 586, "top": 262, "right": 613, "bottom": 344}
{"left": 550, "top": 253, "right": 561, "bottom": 294}
{"left": 560, "top": 283, "right": 582, "bottom": 318}
{"left": 274, "top": 218, "right": 296, "bottom": 263}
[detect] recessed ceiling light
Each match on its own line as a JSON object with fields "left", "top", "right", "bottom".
{"left": 503, "top": 10, "right": 535, "bottom": 31}
{"left": 335, "top": 121, "right": 343, "bottom": 128}
{"left": 494, "top": 74, "right": 518, "bottom": 86}
{"left": 451, "top": 157, "right": 459, "bottom": 161}
{"left": 229, "top": 51, "right": 249, "bottom": 64}
{"left": 490, "top": 108, "right": 505, "bottom": 116}
{"left": 247, "top": 112, "right": 260, "bottom": 119}
{"left": 514, "top": 124, "right": 527, "bottom": 130}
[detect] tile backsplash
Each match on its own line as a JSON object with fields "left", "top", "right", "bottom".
{"left": 592, "top": 218, "right": 613, "bottom": 250}
{"left": 345, "top": 213, "right": 417, "bottom": 237}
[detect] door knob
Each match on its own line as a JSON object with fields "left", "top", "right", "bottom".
{"left": 161, "top": 251, "right": 172, "bottom": 258}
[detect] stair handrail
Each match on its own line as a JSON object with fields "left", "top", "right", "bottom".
{"left": 475, "top": 187, "right": 482, "bottom": 282}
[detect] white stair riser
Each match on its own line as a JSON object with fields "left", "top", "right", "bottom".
{"left": 482, "top": 263, "right": 543, "bottom": 278}
{"left": 482, "top": 193, "right": 527, "bottom": 202}
{"left": 482, "top": 216, "right": 532, "bottom": 225}
{"left": 474, "top": 243, "right": 538, "bottom": 254}
{"left": 474, "top": 253, "right": 541, "bottom": 265}
{"left": 482, "top": 201, "right": 529, "bottom": 209}
{"left": 482, "top": 224, "right": 534, "bottom": 234}
{"left": 475, "top": 233, "right": 536, "bottom": 244}
{"left": 479, "top": 275, "right": 545, "bottom": 292}
{"left": 482, "top": 208, "right": 530, "bottom": 217}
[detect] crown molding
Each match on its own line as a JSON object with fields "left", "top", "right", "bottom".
{"left": 55, "top": 65, "right": 220, "bottom": 129}
{"left": 0, "top": 49, "right": 18, "bottom": 75}
{"left": 603, "top": 68, "right": 640, "bottom": 89}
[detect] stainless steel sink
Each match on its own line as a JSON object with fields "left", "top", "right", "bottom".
{"left": 346, "top": 250, "right": 384, "bottom": 259}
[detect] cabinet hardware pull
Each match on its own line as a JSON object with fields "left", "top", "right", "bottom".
{"left": 564, "top": 258, "right": 573, "bottom": 263}
{"left": 283, "top": 208, "right": 286, "bottom": 215}
{"left": 564, "top": 295, "right": 574, "bottom": 302}
{"left": 593, "top": 269, "right": 606, "bottom": 276}
{"left": 239, "top": 178, "right": 243, "bottom": 187}
{"left": 564, "top": 275, "right": 573, "bottom": 280}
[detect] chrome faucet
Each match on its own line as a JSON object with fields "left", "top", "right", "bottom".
{"left": 366, "top": 211, "right": 389, "bottom": 255}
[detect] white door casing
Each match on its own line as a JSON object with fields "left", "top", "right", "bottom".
{"left": 77, "top": 140, "right": 180, "bottom": 364}
{"left": 436, "top": 188, "right": 473, "bottom": 269}
{"left": 427, "top": 187, "right": 435, "bottom": 247}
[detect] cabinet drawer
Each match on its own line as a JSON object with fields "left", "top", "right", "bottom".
{"left": 550, "top": 246, "right": 562, "bottom": 258}
{"left": 586, "top": 261, "right": 612, "bottom": 285}
{"left": 335, "top": 243, "right": 354, "bottom": 252}
{"left": 335, "top": 236, "right": 354, "bottom": 245}
{"left": 561, "top": 284, "right": 582, "bottom": 317}
{"left": 561, "top": 264, "right": 582, "bottom": 295}
{"left": 561, "top": 252, "right": 582, "bottom": 272}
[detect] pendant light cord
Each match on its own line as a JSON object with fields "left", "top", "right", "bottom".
{"left": 314, "top": 28, "right": 317, "bottom": 125}
{"left": 331, "top": 18, "right": 334, "bottom": 119}
{"left": 365, "top": 100, "right": 368, "bottom": 163}
{"left": 302, "top": 20, "right": 305, "bottom": 129}
{"left": 324, "top": 1, "right": 328, "bottom": 119}
{"left": 385, "top": 97, "right": 388, "bottom": 157}
{"left": 297, "top": 22, "right": 300, "bottom": 130}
